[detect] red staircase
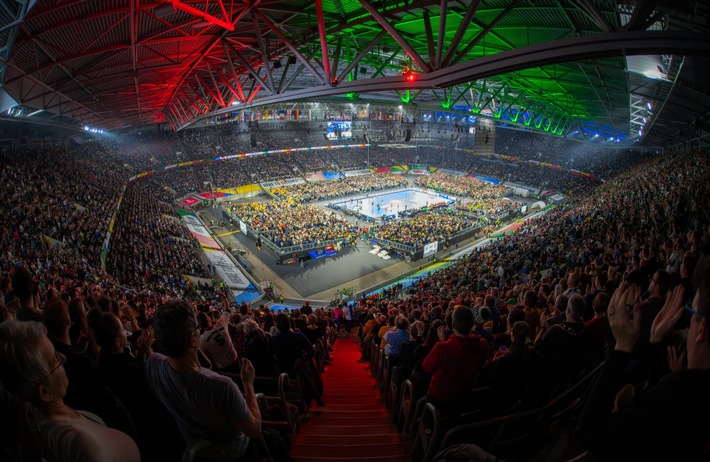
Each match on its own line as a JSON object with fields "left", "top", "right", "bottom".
{"left": 290, "top": 331, "right": 410, "bottom": 462}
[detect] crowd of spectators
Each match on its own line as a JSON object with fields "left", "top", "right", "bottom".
{"left": 0, "top": 133, "right": 708, "bottom": 461}
{"left": 0, "top": 146, "right": 127, "bottom": 276}
{"left": 105, "top": 179, "right": 210, "bottom": 294}
{"left": 454, "top": 196, "right": 524, "bottom": 218}
{"left": 226, "top": 200, "right": 357, "bottom": 247}
{"left": 269, "top": 173, "right": 407, "bottom": 202}
{"left": 415, "top": 171, "right": 510, "bottom": 200}
{"left": 470, "top": 156, "right": 594, "bottom": 193}
{"left": 371, "top": 209, "right": 476, "bottom": 249}
{"left": 347, "top": 149, "right": 710, "bottom": 460}
{"left": 0, "top": 266, "right": 337, "bottom": 461}
{"left": 496, "top": 127, "right": 662, "bottom": 180}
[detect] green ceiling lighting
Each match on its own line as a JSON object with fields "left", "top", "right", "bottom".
{"left": 399, "top": 89, "right": 411, "bottom": 104}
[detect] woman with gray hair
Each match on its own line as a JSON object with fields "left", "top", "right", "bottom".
{"left": 0, "top": 320, "right": 140, "bottom": 462}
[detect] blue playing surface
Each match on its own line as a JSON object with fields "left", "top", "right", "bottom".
{"left": 331, "top": 188, "right": 452, "bottom": 220}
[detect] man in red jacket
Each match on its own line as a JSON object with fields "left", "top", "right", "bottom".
{"left": 422, "top": 306, "right": 489, "bottom": 418}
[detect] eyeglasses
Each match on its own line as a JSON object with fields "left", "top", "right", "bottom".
{"left": 50, "top": 350, "right": 65, "bottom": 375}
{"left": 684, "top": 303, "right": 705, "bottom": 319}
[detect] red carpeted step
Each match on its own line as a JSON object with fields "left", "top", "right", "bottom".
{"left": 292, "top": 434, "right": 405, "bottom": 446}
{"left": 297, "top": 423, "right": 396, "bottom": 436}
{"left": 293, "top": 456, "right": 410, "bottom": 462}
{"left": 305, "top": 409, "right": 390, "bottom": 418}
{"left": 291, "top": 442, "right": 408, "bottom": 458}
{"left": 289, "top": 329, "right": 409, "bottom": 460}
{"left": 319, "top": 392, "right": 381, "bottom": 402}
{"left": 302, "top": 415, "right": 391, "bottom": 426}
{"left": 308, "top": 403, "right": 384, "bottom": 412}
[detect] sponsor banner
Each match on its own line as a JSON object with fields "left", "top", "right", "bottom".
{"left": 204, "top": 249, "right": 251, "bottom": 289}
{"left": 423, "top": 241, "right": 438, "bottom": 257}
{"left": 235, "top": 184, "right": 261, "bottom": 194}
{"left": 261, "top": 178, "right": 304, "bottom": 189}
{"left": 239, "top": 221, "right": 247, "bottom": 236}
{"left": 436, "top": 168, "right": 466, "bottom": 176}
{"left": 305, "top": 172, "right": 326, "bottom": 182}
{"left": 505, "top": 182, "right": 539, "bottom": 194}
{"left": 343, "top": 169, "right": 372, "bottom": 177}
{"left": 182, "top": 214, "right": 209, "bottom": 234}
{"left": 191, "top": 233, "right": 221, "bottom": 249}
{"left": 323, "top": 171, "right": 343, "bottom": 180}
{"left": 477, "top": 176, "right": 500, "bottom": 185}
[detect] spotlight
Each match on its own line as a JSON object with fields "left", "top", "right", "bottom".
{"left": 401, "top": 67, "right": 416, "bottom": 82}
{"left": 273, "top": 60, "right": 282, "bottom": 68}
{"left": 360, "top": 67, "right": 368, "bottom": 74}
{"left": 288, "top": 56, "right": 297, "bottom": 65}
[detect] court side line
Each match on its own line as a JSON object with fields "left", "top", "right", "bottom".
{"left": 215, "top": 230, "right": 241, "bottom": 237}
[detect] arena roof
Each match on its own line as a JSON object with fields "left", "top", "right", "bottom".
{"left": 1, "top": 0, "right": 710, "bottom": 148}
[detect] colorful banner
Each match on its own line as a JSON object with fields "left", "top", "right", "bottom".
{"left": 181, "top": 212, "right": 252, "bottom": 290}
{"left": 181, "top": 197, "right": 199, "bottom": 207}
{"left": 203, "top": 249, "right": 251, "bottom": 290}
{"left": 235, "top": 184, "right": 262, "bottom": 194}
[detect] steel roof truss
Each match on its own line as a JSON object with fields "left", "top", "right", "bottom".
{"left": 315, "top": 0, "right": 332, "bottom": 83}
{"left": 174, "top": 99, "right": 192, "bottom": 122}
{"left": 226, "top": 42, "right": 273, "bottom": 96}
{"left": 251, "top": 10, "right": 275, "bottom": 94}
{"left": 211, "top": 61, "right": 243, "bottom": 103}
{"left": 254, "top": 7, "right": 326, "bottom": 85}
{"left": 370, "top": 49, "right": 401, "bottom": 79}
{"left": 193, "top": 74, "right": 213, "bottom": 110}
{"left": 572, "top": 0, "right": 616, "bottom": 33}
{"left": 357, "top": 0, "right": 431, "bottom": 73}
{"left": 622, "top": 0, "right": 661, "bottom": 32}
{"left": 436, "top": 0, "right": 447, "bottom": 69}
{"left": 281, "top": 48, "right": 318, "bottom": 94}
{"left": 422, "top": 10, "right": 436, "bottom": 68}
{"left": 336, "top": 31, "right": 386, "bottom": 84}
{"left": 331, "top": 35, "right": 343, "bottom": 83}
{"left": 197, "top": 69, "right": 225, "bottom": 108}
{"left": 221, "top": 39, "right": 246, "bottom": 102}
{"left": 451, "top": 0, "right": 522, "bottom": 66}
{"left": 441, "top": 0, "right": 482, "bottom": 68}
{"left": 182, "top": 85, "right": 208, "bottom": 114}
{"left": 167, "top": 104, "right": 184, "bottom": 125}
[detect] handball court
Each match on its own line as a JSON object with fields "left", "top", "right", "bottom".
{"left": 198, "top": 206, "right": 425, "bottom": 301}
{"left": 198, "top": 181, "right": 536, "bottom": 302}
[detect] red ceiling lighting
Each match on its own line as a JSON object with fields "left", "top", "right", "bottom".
{"left": 402, "top": 67, "right": 416, "bottom": 82}
{"left": 155, "top": 0, "right": 234, "bottom": 31}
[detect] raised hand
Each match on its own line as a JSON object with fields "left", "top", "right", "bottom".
{"left": 607, "top": 282, "right": 642, "bottom": 353}
{"left": 240, "top": 358, "right": 256, "bottom": 385}
{"left": 649, "top": 285, "right": 685, "bottom": 344}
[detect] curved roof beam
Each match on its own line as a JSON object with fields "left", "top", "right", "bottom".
{"left": 181, "top": 30, "right": 710, "bottom": 130}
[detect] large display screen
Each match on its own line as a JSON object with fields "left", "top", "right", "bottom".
{"left": 325, "top": 121, "right": 352, "bottom": 140}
